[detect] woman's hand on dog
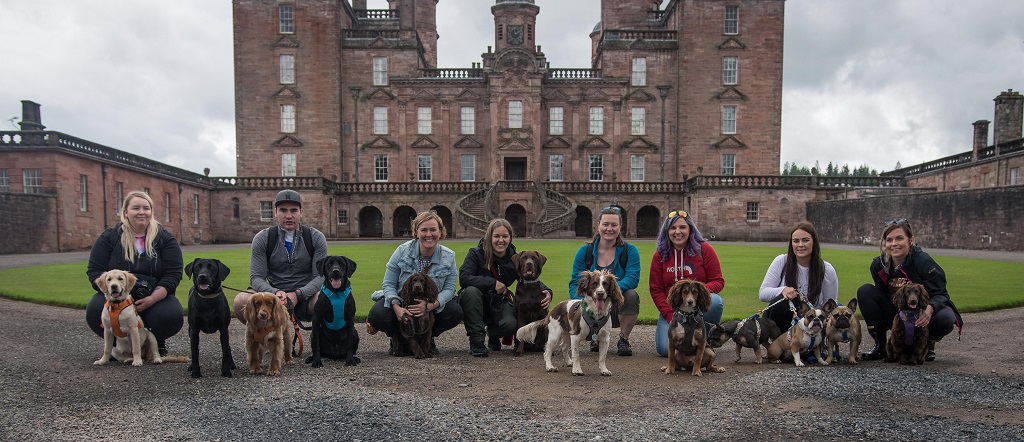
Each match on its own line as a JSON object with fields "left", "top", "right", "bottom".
{"left": 541, "top": 290, "right": 552, "bottom": 309}
{"left": 134, "top": 286, "right": 167, "bottom": 312}
{"left": 915, "top": 304, "right": 934, "bottom": 327}
{"left": 401, "top": 299, "right": 438, "bottom": 318}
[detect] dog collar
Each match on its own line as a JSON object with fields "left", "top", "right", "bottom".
{"left": 320, "top": 285, "right": 351, "bottom": 330}
{"left": 577, "top": 302, "right": 609, "bottom": 342}
{"left": 195, "top": 285, "right": 222, "bottom": 300}
{"left": 519, "top": 278, "right": 542, "bottom": 285}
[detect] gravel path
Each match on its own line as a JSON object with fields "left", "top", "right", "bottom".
{"left": 1, "top": 297, "right": 1021, "bottom": 441}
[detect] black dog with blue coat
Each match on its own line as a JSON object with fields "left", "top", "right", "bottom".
{"left": 306, "top": 255, "right": 361, "bottom": 367}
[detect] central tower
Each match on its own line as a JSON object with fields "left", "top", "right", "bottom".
{"left": 492, "top": 0, "right": 539, "bottom": 54}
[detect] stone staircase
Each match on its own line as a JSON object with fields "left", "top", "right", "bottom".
{"left": 456, "top": 182, "right": 576, "bottom": 236}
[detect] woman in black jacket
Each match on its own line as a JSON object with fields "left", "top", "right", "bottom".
{"left": 85, "top": 191, "right": 184, "bottom": 355}
{"left": 857, "top": 219, "right": 962, "bottom": 361}
{"left": 458, "top": 218, "right": 551, "bottom": 357}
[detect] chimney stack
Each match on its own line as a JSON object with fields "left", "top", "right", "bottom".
{"left": 993, "top": 89, "right": 1023, "bottom": 154}
{"left": 972, "top": 120, "right": 990, "bottom": 160}
{"left": 19, "top": 100, "right": 45, "bottom": 131}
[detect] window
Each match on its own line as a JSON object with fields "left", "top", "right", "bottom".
{"left": 193, "top": 194, "right": 200, "bottom": 224}
{"left": 589, "top": 155, "right": 604, "bottom": 181}
{"left": 509, "top": 100, "right": 523, "bottom": 129}
{"left": 549, "top": 107, "right": 564, "bottom": 135}
{"left": 143, "top": 187, "right": 150, "bottom": 195}
{"left": 164, "top": 192, "right": 171, "bottom": 223}
{"left": 115, "top": 182, "right": 124, "bottom": 213}
{"left": 374, "top": 154, "right": 389, "bottom": 182}
{"left": 722, "top": 154, "right": 736, "bottom": 175}
{"left": 631, "top": 58, "right": 647, "bottom": 86}
{"left": 725, "top": 5, "right": 739, "bottom": 35}
{"left": 461, "top": 107, "right": 475, "bottom": 135}
{"left": 460, "top": 155, "right": 475, "bottom": 181}
{"left": 1010, "top": 167, "right": 1020, "bottom": 185}
{"left": 79, "top": 174, "right": 88, "bottom": 212}
{"left": 281, "top": 104, "right": 296, "bottom": 133}
{"left": 549, "top": 155, "right": 564, "bottom": 181}
{"left": 722, "top": 105, "right": 737, "bottom": 134}
{"left": 417, "top": 107, "right": 432, "bottom": 135}
{"left": 281, "top": 153, "right": 297, "bottom": 176}
{"left": 0, "top": 169, "right": 8, "bottom": 192}
{"left": 373, "top": 107, "right": 388, "bottom": 135}
{"left": 746, "top": 202, "right": 760, "bottom": 222}
{"left": 337, "top": 209, "right": 349, "bottom": 224}
{"left": 232, "top": 198, "right": 240, "bottom": 219}
{"left": 589, "top": 107, "right": 604, "bottom": 135}
{"left": 279, "top": 5, "right": 294, "bottom": 34}
{"left": 417, "top": 155, "right": 432, "bottom": 182}
{"left": 23, "top": 169, "right": 42, "bottom": 194}
{"left": 630, "top": 155, "right": 645, "bottom": 182}
{"left": 280, "top": 54, "right": 295, "bottom": 84}
{"left": 631, "top": 107, "right": 646, "bottom": 135}
{"left": 723, "top": 56, "right": 738, "bottom": 85}
{"left": 373, "top": 57, "right": 388, "bottom": 86}
{"left": 260, "top": 201, "right": 274, "bottom": 221}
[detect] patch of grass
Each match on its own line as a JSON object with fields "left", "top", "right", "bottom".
{"left": 2, "top": 240, "right": 1021, "bottom": 323}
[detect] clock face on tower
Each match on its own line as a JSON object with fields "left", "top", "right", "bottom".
{"left": 507, "top": 25, "right": 524, "bottom": 46}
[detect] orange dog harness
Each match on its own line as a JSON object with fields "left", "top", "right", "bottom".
{"left": 103, "top": 297, "right": 142, "bottom": 338}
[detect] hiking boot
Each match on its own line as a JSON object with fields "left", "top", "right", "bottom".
{"left": 925, "top": 341, "right": 936, "bottom": 362}
{"left": 430, "top": 338, "right": 439, "bottom": 356}
{"left": 470, "top": 340, "right": 489, "bottom": 357}
{"left": 590, "top": 339, "right": 599, "bottom": 352}
{"left": 157, "top": 339, "right": 168, "bottom": 357}
{"left": 616, "top": 336, "right": 633, "bottom": 357}
{"left": 488, "top": 335, "right": 502, "bottom": 352}
{"left": 861, "top": 327, "right": 887, "bottom": 361}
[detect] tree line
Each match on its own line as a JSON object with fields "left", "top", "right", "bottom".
{"left": 781, "top": 161, "right": 880, "bottom": 177}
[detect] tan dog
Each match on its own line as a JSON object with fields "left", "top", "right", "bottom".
{"left": 94, "top": 270, "right": 162, "bottom": 367}
{"left": 825, "top": 298, "right": 862, "bottom": 365}
{"left": 663, "top": 280, "right": 725, "bottom": 376}
{"left": 244, "top": 292, "right": 294, "bottom": 375}
{"left": 767, "top": 299, "right": 836, "bottom": 366}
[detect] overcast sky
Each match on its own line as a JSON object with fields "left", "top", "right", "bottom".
{"left": 3, "top": 0, "right": 1022, "bottom": 177}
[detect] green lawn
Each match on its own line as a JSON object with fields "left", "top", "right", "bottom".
{"left": 2, "top": 240, "right": 1021, "bottom": 323}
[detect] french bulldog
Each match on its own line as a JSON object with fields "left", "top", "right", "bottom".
{"left": 708, "top": 316, "right": 782, "bottom": 364}
{"left": 824, "top": 298, "right": 861, "bottom": 365}
{"left": 766, "top": 299, "right": 836, "bottom": 367}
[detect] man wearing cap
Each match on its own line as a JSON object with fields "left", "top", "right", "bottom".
{"left": 234, "top": 189, "right": 329, "bottom": 323}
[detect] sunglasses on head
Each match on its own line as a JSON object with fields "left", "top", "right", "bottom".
{"left": 885, "top": 218, "right": 909, "bottom": 227}
{"left": 668, "top": 210, "right": 688, "bottom": 219}
{"left": 600, "top": 206, "right": 621, "bottom": 214}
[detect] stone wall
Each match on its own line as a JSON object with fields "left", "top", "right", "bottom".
{"left": 0, "top": 193, "right": 58, "bottom": 254}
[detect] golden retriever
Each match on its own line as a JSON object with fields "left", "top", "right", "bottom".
{"left": 244, "top": 292, "right": 294, "bottom": 375}
{"left": 93, "top": 269, "right": 162, "bottom": 367}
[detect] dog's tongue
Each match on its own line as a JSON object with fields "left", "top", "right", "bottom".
{"left": 595, "top": 299, "right": 605, "bottom": 311}
{"left": 112, "top": 288, "right": 122, "bottom": 297}
{"left": 331, "top": 277, "right": 343, "bottom": 290}
{"left": 198, "top": 283, "right": 211, "bottom": 291}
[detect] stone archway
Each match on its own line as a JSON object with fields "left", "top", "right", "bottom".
{"left": 393, "top": 206, "right": 417, "bottom": 238}
{"left": 504, "top": 204, "right": 527, "bottom": 238}
{"left": 359, "top": 206, "right": 383, "bottom": 238}
{"left": 430, "top": 205, "right": 454, "bottom": 239}
{"left": 575, "top": 206, "right": 593, "bottom": 238}
{"left": 636, "top": 205, "right": 661, "bottom": 238}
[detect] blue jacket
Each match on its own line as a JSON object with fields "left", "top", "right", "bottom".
{"left": 568, "top": 238, "right": 640, "bottom": 299}
{"left": 381, "top": 239, "right": 457, "bottom": 312}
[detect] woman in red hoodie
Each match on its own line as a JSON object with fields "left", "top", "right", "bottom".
{"left": 649, "top": 210, "right": 725, "bottom": 357}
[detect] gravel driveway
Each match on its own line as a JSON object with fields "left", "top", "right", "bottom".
{"left": 1, "top": 297, "right": 1021, "bottom": 441}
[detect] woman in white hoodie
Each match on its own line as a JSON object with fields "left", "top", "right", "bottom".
{"left": 758, "top": 221, "right": 839, "bottom": 332}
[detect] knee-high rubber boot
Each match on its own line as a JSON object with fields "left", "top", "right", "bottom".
{"left": 860, "top": 325, "right": 887, "bottom": 361}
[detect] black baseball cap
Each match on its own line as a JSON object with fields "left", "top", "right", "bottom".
{"left": 274, "top": 189, "right": 302, "bottom": 208}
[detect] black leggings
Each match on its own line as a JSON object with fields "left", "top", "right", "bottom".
{"left": 86, "top": 292, "right": 184, "bottom": 341}
{"left": 856, "top": 284, "right": 956, "bottom": 340}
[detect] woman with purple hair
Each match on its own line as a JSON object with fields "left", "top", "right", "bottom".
{"left": 649, "top": 210, "right": 725, "bottom": 357}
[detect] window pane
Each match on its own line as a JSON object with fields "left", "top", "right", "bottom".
{"left": 725, "top": 6, "right": 739, "bottom": 35}
{"left": 0, "top": 169, "right": 9, "bottom": 192}
{"left": 722, "top": 154, "right": 736, "bottom": 175}
{"left": 631, "top": 58, "right": 646, "bottom": 86}
{"left": 23, "top": 169, "right": 42, "bottom": 194}
{"left": 281, "top": 153, "right": 297, "bottom": 176}
{"left": 630, "top": 155, "right": 644, "bottom": 182}
{"left": 460, "top": 155, "right": 475, "bottom": 181}
{"left": 549, "top": 107, "right": 564, "bottom": 135}
{"left": 79, "top": 174, "right": 88, "bottom": 211}
{"left": 281, "top": 104, "right": 295, "bottom": 133}
{"left": 631, "top": 107, "right": 646, "bottom": 135}
{"left": 417, "top": 155, "right": 432, "bottom": 181}
{"left": 164, "top": 192, "right": 171, "bottom": 223}
{"left": 549, "top": 155, "right": 564, "bottom": 181}
{"left": 461, "top": 107, "right": 475, "bottom": 135}
{"left": 722, "top": 105, "right": 737, "bottom": 134}
{"left": 261, "top": 201, "right": 273, "bottom": 221}
{"left": 337, "top": 209, "right": 348, "bottom": 224}
{"left": 374, "top": 154, "right": 389, "bottom": 182}
{"left": 373, "top": 107, "right": 388, "bottom": 134}
{"left": 373, "top": 57, "right": 388, "bottom": 86}
{"left": 418, "top": 107, "right": 432, "bottom": 135}
{"left": 280, "top": 54, "right": 295, "bottom": 84}
{"left": 589, "top": 107, "right": 604, "bottom": 135}
{"left": 509, "top": 100, "right": 523, "bottom": 129}
{"left": 589, "top": 155, "right": 603, "bottom": 181}
{"left": 746, "top": 202, "right": 760, "bottom": 222}
{"left": 723, "top": 57, "right": 738, "bottom": 85}
{"left": 279, "top": 5, "right": 294, "bottom": 34}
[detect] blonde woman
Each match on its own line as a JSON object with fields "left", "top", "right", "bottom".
{"left": 86, "top": 190, "right": 184, "bottom": 356}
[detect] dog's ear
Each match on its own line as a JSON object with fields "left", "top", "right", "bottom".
{"left": 916, "top": 284, "right": 930, "bottom": 303}
{"left": 123, "top": 272, "right": 137, "bottom": 293}
{"left": 214, "top": 260, "right": 230, "bottom": 280}
{"left": 423, "top": 274, "right": 440, "bottom": 302}
{"left": 846, "top": 298, "right": 858, "bottom": 314}
{"left": 575, "top": 271, "right": 592, "bottom": 298}
{"left": 273, "top": 297, "right": 286, "bottom": 324}
{"left": 511, "top": 252, "right": 522, "bottom": 270}
{"left": 184, "top": 259, "right": 196, "bottom": 279}
{"left": 536, "top": 251, "right": 547, "bottom": 267}
{"left": 316, "top": 257, "right": 328, "bottom": 277}
{"left": 343, "top": 256, "right": 357, "bottom": 276}
{"left": 822, "top": 298, "right": 837, "bottom": 316}
{"left": 94, "top": 274, "right": 108, "bottom": 295}
{"left": 667, "top": 280, "right": 683, "bottom": 309}
{"left": 697, "top": 282, "right": 712, "bottom": 312}
{"left": 244, "top": 295, "right": 258, "bottom": 323}
{"left": 892, "top": 286, "right": 906, "bottom": 309}
{"left": 607, "top": 274, "right": 624, "bottom": 309}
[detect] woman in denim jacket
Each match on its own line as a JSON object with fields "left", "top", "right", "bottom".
{"left": 367, "top": 211, "right": 463, "bottom": 355}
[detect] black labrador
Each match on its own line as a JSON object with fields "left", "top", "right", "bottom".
{"left": 306, "top": 255, "right": 361, "bottom": 367}
{"left": 184, "top": 258, "right": 236, "bottom": 378}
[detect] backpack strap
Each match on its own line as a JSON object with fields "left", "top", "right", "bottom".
{"left": 584, "top": 241, "right": 629, "bottom": 271}
{"left": 265, "top": 226, "right": 315, "bottom": 262}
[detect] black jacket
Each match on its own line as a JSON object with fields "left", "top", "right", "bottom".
{"left": 459, "top": 239, "right": 519, "bottom": 294}
{"left": 87, "top": 223, "right": 184, "bottom": 295}
{"left": 870, "top": 244, "right": 960, "bottom": 319}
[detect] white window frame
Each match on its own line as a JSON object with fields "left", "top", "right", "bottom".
{"left": 722, "top": 105, "right": 737, "bottom": 134}
{"left": 746, "top": 201, "right": 760, "bottom": 222}
{"left": 588, "top": 154, "right": 604, "bottom": 181}
{"left": 725, "top": 5, "right": 739, "bottom": 35}
{"left": 337, "top": 209, "right": 348, "bottom": 224}
{"left": 79, "top": 174, "right": 88, "bottom": 212}
{"left": 281, "top": 153, "right": 297, "bottom": 177}
{"left": 279, "top": 5, "right": 294, "bottom": 34}
{"left": 460, "top": 155, "right": 475, "bottom": 182}
{"left": 115, "top": 182, "right": 124, "bottom": 214}
{"left": 373, "top": 57, "right": 388, "bottom": 86}
{"left": 280, "top": 54, "right": 295, "bottom": 84}
{"left": 281, "top": 104, "right": 296, "bottom": 133}
{"left": 260, "top": 201, "right": 274, "bottom": 222}
{"left": 373, "top": 107, "right": 388, "bottom": 135}
{"left": 1010, "top": 167, "right": 1020, "bottom": 185}
{"left": 549, "top": 107, "right": 564, "bottom": 135}
{"left": 508, "top": 100, "right": 523, "bottom": 129}
{"left": 417, "top": 155, "right": 432, "bottom": 182}
{"left": 164, "top": 192, "right": 171, "bottom": 223}
{"left": 589, "top": 107, "right": 604, "bottom": 135}
{"left": 193, "top": 194, "right": 200, "bottom": 224}
{"left": 417, "top": 106, "right": 432, "bottom": 135}
{"left": 631, "top": 107, "right": 646, "bottom": 136}
{"left": 374, "top": 154, "right": 389, "bottom": 182}
{"left": 630, "top": 155, "right": 645, "bottom": 182}
{"left": 0, "top": 169, "right": 8, "bottom": 192}
{"left": 631, "top": 57, "right": 647, "bottom": 86}
{"left": 723, "top": 56, "right": 738, "bottom": 85}
{"left": 460, "top": 107, "right": 475, "bottom": 135}
{"left": 722, "top": 154, "right": 736, "bottom": 176}
{"left": 23, "top": 169, "right": 42, "bottom": 194}
{"left": 549, "top": 154, "right": 564, "bottom": 181}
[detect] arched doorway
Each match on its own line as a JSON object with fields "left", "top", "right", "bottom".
{"left": 393, "top": 206, "right": 417, "bottom": 238}
{"left": 430, "top": 205, "right": 455, "bottom": 238}
{"left": 574, "top": 206, "right": 593, "bottom": 238}
{"left": 636, "top": 205, "right": 661, "bottom": 238}
{"left": 359, "top": 206, "right": 383, "bottom": 238}
{"left": 504, "top": 204, "right": 527, "bottom": 238}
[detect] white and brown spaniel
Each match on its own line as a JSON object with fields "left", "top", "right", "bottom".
{"left": 515, "top": 270, "right": 623, "bottom": 376}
